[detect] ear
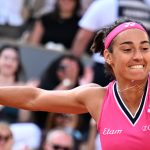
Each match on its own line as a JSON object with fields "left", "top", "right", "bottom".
{"left": 103, "top": 49, "right": 112, "bottom": 65}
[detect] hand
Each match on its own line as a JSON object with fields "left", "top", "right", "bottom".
{"left": 26, "top": 78, "right": 40, "bottom": 87}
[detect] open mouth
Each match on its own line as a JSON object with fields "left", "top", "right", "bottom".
{"left": 129, "top": 65, "right": 144, "bottom": 69}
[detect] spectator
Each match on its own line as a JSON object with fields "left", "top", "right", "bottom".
{"left": 71, "top": 0, "right": 118, "bottom": 57}
{"left": 71, "top": 0, "right": 118, "bottom": 86}
{"left": 0, "top": 0, "right": 33, "bottom": 39}
{"left": 0, "top": 121, "right": 13, "bottom": 150}
{"left": 28, "top": 0, "right": 81, "bottom": 50}
{"left": 44, "top": 113, "right": 82, "bottom": 150}
{"left": 36, "top": 0, "right": 93, "bottom": 17}
{"left": 45, "top": 114, "right": 79, "bottom": 132}
{"left": 43, "top": 128, "right": 74, "bottom": 150}
{"left": 10, "top": 122, "right": 41, "bottom": 150}
{"left": 0, "top": 44, "right": 32, "bottom": 123}
{"left": 119, "top": 0, "right": 150, "bottom": 35}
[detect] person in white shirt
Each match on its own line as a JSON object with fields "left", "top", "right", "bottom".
{"left": 0, "top": 0, "right": 34, "bottom": 39}
{"left": 71, "top": 0, "right": 118, "bottom": 86}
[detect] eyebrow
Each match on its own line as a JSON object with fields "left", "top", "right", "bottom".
{"left": 120, "top": 41, "right": 150, "bottom": 45}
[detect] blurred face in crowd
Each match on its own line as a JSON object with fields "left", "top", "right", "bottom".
{"left": 44, "top": 130, "right": 73, "bottom": 150}
{"left": 0, "top": 48, "right": 19, "bottom": 77}
{"left": 57, "top": 58, "right": 79, "bottom": 82}
{"left": 0, "top": 125, "right": 13, "bottom": 150}
{"left": 51, "top": 114, "right": 77, "bottom": 129}
{"left": 52, "top": 114, "right": 69, "bottom": 128}
{"left": 58, "top": 0, "right": 77, "bottom": 14}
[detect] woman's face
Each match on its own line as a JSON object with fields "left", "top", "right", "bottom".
{"left": 0, "top": 127, "right": 13, "bottom": 150}
{"left": 105, "top": 29, "right": 150, "bottom": 82}
{"left": 58, "top": 0, "right": 77, "bottom": 14}
{"left": 0, "top": 48, "right": 20, "bottom": 77}
{"left": 57, "top": 58, "right": 79, "bottom": 81}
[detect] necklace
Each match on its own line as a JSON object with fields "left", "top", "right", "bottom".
{"left": 117, "top": 81, "right": 146, "bottom": 94}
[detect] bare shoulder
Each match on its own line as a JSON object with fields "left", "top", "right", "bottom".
{"left": 72, "top": 83, "right": 106, "bottom": 96}
{"left": 70, "top": 83, "right": 107, "bottom": 121}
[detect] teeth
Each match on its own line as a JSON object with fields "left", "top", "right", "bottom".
{"left": 130, "top": 65, "right": 144, "bottom": 69}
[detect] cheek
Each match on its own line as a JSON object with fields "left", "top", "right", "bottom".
{"left": 145, "top": 55, "right": 150, "bottom": 70}
{"left": 111, "top": 57, "right": 127, "bottom": 75}
{"left": 57, "top": 71, "right": 65, "bottom": 80}
{"left": 12, "top": 62, "right": 19, "bottom": 70}
{"left": 8, "top": 61, "right": 19, "bottom": 73}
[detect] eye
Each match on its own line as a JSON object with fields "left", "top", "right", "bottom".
{"left": 122, "top": 49, "right": 132, "bottom": 52}
{"left": 142, "top": 47, "right": 150, "bottom": 51}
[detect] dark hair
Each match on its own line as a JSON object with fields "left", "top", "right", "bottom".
{"left": 52, "top": 0, "right": 81, "bottom": 19}
{"left": 0, "top": 44, "right": 24, "bottom": 81}
{"left": 91, "top": 17, "right": 148, "bottom": 78}
{"left": 39, "top": 53, "right": 84, "bottom": 90}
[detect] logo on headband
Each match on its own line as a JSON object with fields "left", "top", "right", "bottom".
{"left": 124, "top": 22, "right": 136, "bottom": 28}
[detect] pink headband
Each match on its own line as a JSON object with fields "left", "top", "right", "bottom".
{"left": 104, "top": 22, "right": 146, "bottom": 49}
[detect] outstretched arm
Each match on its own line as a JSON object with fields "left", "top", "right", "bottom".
{"left": 0, "top": 83, "right": 105, "bottom": 121}
{"left": 0, "top": 86, "right": 87, "bottom": 114}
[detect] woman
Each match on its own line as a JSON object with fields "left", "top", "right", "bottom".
{"left": 0, "top": 17, "right": 150, "bottom": 149}
{"left": 0, "top": 44, "right": 31, "bottom": 123}
{"left": 39, "top": 54, "right": 84, "bottom": 91}
{"left": 0, "top": 121, "right": 13, "bottom": 150}
{"left": 29, "top": 0, "right": 81, "bottom": 49}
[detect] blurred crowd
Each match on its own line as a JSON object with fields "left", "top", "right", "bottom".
{"left": 0, "top": 0, "right": 150, "bottom": 149}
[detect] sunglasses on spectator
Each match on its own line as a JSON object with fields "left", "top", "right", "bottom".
{"left": 0, "top": 134, "right": 12, "bottom": 143}
{"left": 52, "top": 144, "right": 72, "bottom": 150}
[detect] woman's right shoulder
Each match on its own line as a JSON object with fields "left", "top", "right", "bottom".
{"left": 71, "top": 83, "right": 108, "bottom": 120}
{"left": 72, "top": 83, "right": 107, "bottom": 100}
{"left": 77, "top": 83, "right": 107, "bottom": 90}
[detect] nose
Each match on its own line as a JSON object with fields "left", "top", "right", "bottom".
{"left": 132, "top": 50, "right": 143, "bottom": 60}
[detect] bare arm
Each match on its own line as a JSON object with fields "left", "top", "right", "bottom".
{"left": 71, "top": 28, "right": 94, "bottom": 57}
{"left": 28, "top": 20, "right": 44, "bottom": 45}
{"left": 0, "top": 84, "right": 105, "bottom": 118}
{"left": 0, "top": 86, "right": 85, "bottom": 114}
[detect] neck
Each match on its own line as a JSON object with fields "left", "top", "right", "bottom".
{"left": 117, "top": 80, "right": 147, "bottom": 115}
{"left": 0, "top": 74, "right": 16, "bottom": 86}
{"left": 60, "top": 11, "right": 73, "bottom": 19}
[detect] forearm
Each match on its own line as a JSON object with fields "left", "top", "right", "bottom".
{"left": 28, "top": 21, "right": 44, "bottom": 45}
{"left": 71, "top": 29, "right": 94, "bottom": 57}
{"left": 0, "top": 86, "right": 40, "bottom": 110}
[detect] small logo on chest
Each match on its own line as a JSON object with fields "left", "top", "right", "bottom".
{"left": 142, "top": 125, "right": 150, "bottom": 131}
{"left": 102, "top": 128, "right": 123, "bottom": 135}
